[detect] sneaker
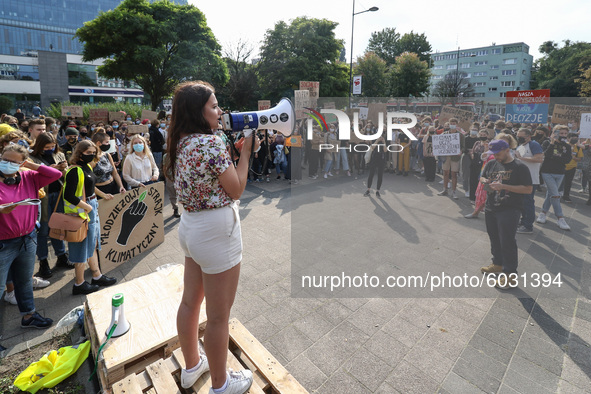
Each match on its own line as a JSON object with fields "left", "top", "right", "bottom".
{"left": 55, "top": 253, "right": 74, "bottom": 269}
{"left": 439, "top": 180, "right": 444, "bottom": 184}
{"left": 35, "top": 259, "right": 53, "bottom": 279}
{"left": 516, "top": 225, "right": 533, "bottom": 234}
{"left": 327, "top": 172, "right": 333, "bottom": 177}
{"left": 181, "top": 354, "right": 210, "bottom": 389}
{"left": 465, "top": 191, "right": 470, "bottom": 198}
{"left": 437, "top": 190, "right": 448, "bottom": 196}
{"left": 323, "top": 173, "right": 328, "bottom": 179}
{"left": 72, "top": 281, "right": 100, "bottom": 295}
{"left": 451, "top": 190, "right": 459, "bottom": 200}
{"left": 578, "top": 188, "right": 588, "bottom": 194}
{"left": 173, "top": 208, "right": 181, "bottom": 218}
{"left": 208, "top": 370, "right": 253, "bottom": 394}
{"left": 495, "top": 275, "right": 517, "bottom": 290}
{"left": 21, "top": 312, "right": 53, "bottom": 329}
{"left": 276, "top": 175, "right": 281, "bottom": 180}
{"left": 347, "top": 170, "right": 351, "bottom": 176}
{"left": 481, "top": 263, "right": 503, "bottom": 274}
{"left": 91, "top": 275, "right": 117, "bottom": 287}
{"left": 32, "top": 276, "right": 50, "bottom": 289}
{"left": 311, "top": 175, "right": 318, "bottom": 180}
{"left": 464, "top": 213, "right": 478, "bottom": 219}
{"left": 376, "top": 191, "right": 381, "bottom": 198}
{"left": 536, "top": 212, "right": 547, "bottom": 224}
{"left": 557, "top": 218, "right": 571, "bottom": 231}
{"left": 563, "top": 196, "right": 572, "bottom": 203}
{"left": 363, "top": 190, "right": 370, "bottom": 197}
{"left": 4, "top": 290, "right": 17, "bottom": 305}
{"left": 266, "top": 177, "right": 270, "bottom": 183}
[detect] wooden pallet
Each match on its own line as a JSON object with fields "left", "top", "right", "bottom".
{"left": 112, "top": 318, "right": 308, "bottom": 394}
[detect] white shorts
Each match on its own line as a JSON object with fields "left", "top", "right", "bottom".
{"left": 178, "top": 201, "right": 242, "bottom": 274}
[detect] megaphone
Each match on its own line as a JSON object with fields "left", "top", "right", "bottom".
{"left": 221, "top": 98, "right": 295, "bottom": 137}
{"left": 106, "top": 293, "right": 130, "bottom": 338}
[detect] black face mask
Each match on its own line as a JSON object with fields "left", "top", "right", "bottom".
{"left": 80, "top": 154, "right": 95, "bottom": 164}
{"left": 570, "top": 138, "right": 578, "bottom": 144}
{"left": 100, "top": 144, "right": 110, "bottom": 152}
{"left": 80, "top": 132, "right": 88, "bottom": 137}
{"left": 479, "top": 136, "right": 488, "bottom": 141}
{"left": 517, "top": 137, "right": 526, "bottom": 145}
{"left": 429, "top": 131, "right": 435, "bottom": 135}
{"left": 43, "top": 149, "right": 54, "bottom": 156}
{"left": 106, "top": 131, "right": 114, "bottom": 138}
{"left": 559, "top": 137, "right": 567, "bottom": 142}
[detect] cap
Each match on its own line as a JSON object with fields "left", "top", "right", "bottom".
{"left": 141, "top": 119, "right": 150, "bottom": 125}
{"left": 65, "top": 127, "right": 79, "bottom": 136}
{"left": 486, "top": 139, "right": 509, "bottom": 154}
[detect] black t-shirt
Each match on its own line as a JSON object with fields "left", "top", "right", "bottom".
{"left": 149, "top": 126, "right": 165, "bottom": 153}
{"left": 482, "top": 159, "right": 532, "bottom": 212}
{"left": 398, "top": 133, "right": 410, "bottom": 144}
{"left": 64, "top": 163, "right": 96, "bottom": 206}
{"left": 464, "top": 136, "right": 478, "bottom": 153}
{"left": 540, "top": 140, "right": 571, "bottom": 174}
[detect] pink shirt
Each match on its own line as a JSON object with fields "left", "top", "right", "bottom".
{"left": 0, "top": 165, "right": 62, "bottom": 240}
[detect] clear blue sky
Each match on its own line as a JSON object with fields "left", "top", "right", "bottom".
{"left": 191, "top": 0, "right": 590, "bottom": 62}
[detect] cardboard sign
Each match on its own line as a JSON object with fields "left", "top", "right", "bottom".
{"left": 438, "top": 106, "right": 473, "bottom": 132}
{"left": 359, "top": 107, "right": 369, "bottom": 120}
{"left": 127, "top": 124, "right": 149, "bottom": 135}
{"left": 353, "top": 75, "right": 362, "bottom": 95}
{"left": 141, "top": 110, "right": 159, "bottom": 122}
{"left": 505, "top": 89, "right": 550, "bottom": 124}
{"left": 61, "top": 105, "right": 83, "bottom": 118}
{"left": 367, "top": 103, "right": 387, "bottom": 125}
{"left": 258, "top": 100, "right": 271, "bottom": 111}
{"left": 552, "top": 104, "right": 591, "bottom": 125}
{"left": 432, "top": 133, "right": 461, "bottom": 156}
{"left": 285, "top": 135, "right": 303, "bottom": 147}
{"left": 580, "top": 113, "right": 591, "bottom": 139}
{"left": 89, "top": 108, "right": 109, "bottom": 124}
{"left": 323, "top": 102, "right": 337, "bottom": 123}
{"left": 98, "top": 183, "right": 165, "bottom": 274}
{"left": 294, "top": 90, "right": 310, "bottom": 120}
{"left": 299, "top": 81, "right": 319, "bottom": 108}
{"left": 109, "top": 111, "right": 126, "bottom": 122}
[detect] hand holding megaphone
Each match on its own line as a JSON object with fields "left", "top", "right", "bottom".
{"left": 234, "top": 131, "right": 261, "bottom": 155}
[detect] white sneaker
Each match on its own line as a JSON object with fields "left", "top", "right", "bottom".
{"left": 536, "top": 212, "right": 547, "bottom": 224}
{"left": 557, "top": 218, "right": 571, "bottom": 231}
{"left": 181, "top": 354, "right": 210, "bottom": 389}
{"left": 4, "top": 290, "right": 17, "bottom": 305}
{"left": 32, "top": 276, "right": 50, "bottom": 289}
{"left": 465, "top": 191, "right": 470, "bottom": 198}
{"left": 209, "top": 370, "right": 253, "bottom": 394}
{"left": 323, "top": 173, "right": 327, "bottom": 179}
{"left": 327, "top": 172, "right": 333, "bottom": 177}
{"left": 439, "top": 180, "right": 444, "bottom": 184}
{"left": 451, "top": 190, "right": 459, "bottom": 200}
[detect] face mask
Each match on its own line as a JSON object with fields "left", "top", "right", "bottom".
{"left": 570, "top": 138, "right": 578, "bottom": 144}
{"left": 517, "top": 137, "right": 526, "bottom": 145}
{"left": 107, "top": 131, "right": 114, "bottom": 138}
{"left": 121, "top": 127, "right": 127, "bottom": 132}
{"left": 90, "top": 127, "right": 95, "bottom": 132}
{"left": 424, "top": 123, "right": 430, "bottom": 127}
{"left": 133, "top": 143, "right": 144, "bottom": 153}
{"left": 0, "top": 160, "right": 21, "bottom": 175}
{"left": 100, "top": 144, "right": 110, "bottom": 152}
{"left": 470, "top": 130, "right": 478, "bottom": 136}
{"left": 479, "top": 136, "right": 488, "bottom": 141}
{"left": 126, "top": 118, "right": 132, "bottom": 121}
{"left": 449, "top": 125, "right": 457, "bottom": 130}
{"left": 135, "top": 121, "right": 140, "bottom": 125}
{"left": 80, "top": 154, "right": 95, "bottom": 164}
{"left": 80, "top": 132, "right": 88, "bottom": 137}
{"left": 43, "top": 148, "right": 54, "bottom": 156}
{"left": 113, "top": 125, "right": 119, "bottom": 129}
{"left": 559, "top": 137, "right": 567, "bottom": 142}
{"left": 160, "top": 124, "right": 166, "bottom": 129}
{"left": 568, "top": 123, "right": 573, "bottom": 128}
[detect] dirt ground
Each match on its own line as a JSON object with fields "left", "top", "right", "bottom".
{"left": 0, "top": 333, "right": 85, "bottom": 394}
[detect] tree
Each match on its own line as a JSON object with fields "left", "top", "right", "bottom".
{"left": 389, "top": 52, "right": 430, "bottom": 98}
{"left": 217, "top": 40, "right": 260, "bottom": 111}
{"left": 75, "top": 0, "right": 228, "bottom": 110}
{"left": 397, "top": 32, "right": 432, "bottom": 63}
{"left": 366, "top": 28, "right": 400, "bottom": 66}
{"left": 257, "top": 17, "right": 349, "bottom": 101}
{"left": 433, "top": 71, "right": 474, "bottom": 106}
{"left": 353, "top": 52, "right": 389, "bottom": 97}
{"left": 531, "top": 40, "right": 591, "bottom": 97}
{"left": 576, "top": 66, "right": 591, "bottom": 97}
{"left": 0, "top": 95, "right": 13, "bottom": 114}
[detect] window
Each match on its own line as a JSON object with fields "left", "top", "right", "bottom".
{"left": 522, "top": 69, "right": 526, "bottom": 74}
{"left": 492, "top": 48, "right": 501, "bottom": 54}
{"left": 521, "top": 81, "right": 526, "bottom": 86}
{"left": 490, "top": 76, "right": 498, "bottom": 80}
{"left": 473, "top": 72, "right": 487, "bottom": 77}
{"left": 432, "top": 75, "right": 443, "bottom": 80}
{"left": 473, "top": 82, "right": 486, "bottom": 87}
{"left": 461, "top": 63, "right": 470, "bottom": 69}
{"left": 433, "top": 65, "right": 443, "bottom": 70}
{"left": 474, "top": 93, "right": 485, "bottom": 97}
{"left": 474, "top": 61, "right": 488, "bottom": 66}
{"left": 446, "top": 64, "right": 457, "bottom": 70}
{"left": 476, "top": 50, "right": 488, "bottom": 56}
{"left": 489, "top": 87, "right": 497, "bottom": 91}
{"left": 500, "top": 92, "right": 507, "bottom": 97}
{"left": 503, "top": 58, "right": 517, "bottom": 65}
{"left": 501, "top": 81, "right": 516, "bottom": 87}
{"left": 463, "top": 73, "right": 472, "bottom": 78}
{"left": 502, "top": 70, "right": 516, "bottom": 76}
{"left": 490, "top": 65, "right": 499, "bottom": 70}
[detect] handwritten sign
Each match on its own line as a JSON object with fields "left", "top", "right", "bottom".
{"left": 88, "top": 108, "right": 109, "bottom": 124}
{"left": 141, "top": 110, "right": 158, "bottom": 122}
{"left": 439, "top": 106, "right": 473, "bottom": 132}
{"left": 505, "top": 89, "right": 550, "bottom": 124}
{"left": 432, "top": 133, "right": 461, "bottom": 156}
{"left": 299, "top": 81, "right": 319, "bottom": 108}
{"left": 552, "top": 104, "right": 591, "bottom": 125}
{"left": 98, "top": 183, "right": 164, "bottom": 274}
{"left": 580, "top": 113, "right": 591, "bottom": 139}
{"left": 109, "top": 112, "right": 126, "bottom": 122}
{"left": 258, "top": 100, "right": 271, "bottom": 111}
{"left": 294, "top": 90, "right": 310, "bottom": 120}
{"left": 127, "top": 124, "right": 149, "bottom": 135}
{"left": 61, "top": 106, "right": 83, "bottom": 118}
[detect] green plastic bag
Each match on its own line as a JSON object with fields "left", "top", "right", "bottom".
{"left": 13, "top": 341, "right": 90, "bottom": 393}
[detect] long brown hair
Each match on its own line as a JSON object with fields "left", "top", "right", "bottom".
{"left": 31, "top": 132, "right": 59, "bottom": 157}
{"left": 70, "top": 140, "right": 97, "bottom": 165}
{"left": 165, "top": 81, "right": 215, "bottom": 180}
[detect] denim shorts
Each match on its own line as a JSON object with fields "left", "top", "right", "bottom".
{"left": 68, "top": 198, "right": 100, "bottom": 263}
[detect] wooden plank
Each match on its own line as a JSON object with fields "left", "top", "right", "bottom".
{"left": 145, "top": 359, "right": 181, "bottom": 394}
{"left": 112, "top": 373, "right": 142, "bottom": 394}
{"left": 226, "top": 349, "right": 265, "bottom": 394}
{"left": 232, "top": 347, "right": 269, "bottom": 391}
{"left": 228, "top": 318, "right": 308, "bottom": 393}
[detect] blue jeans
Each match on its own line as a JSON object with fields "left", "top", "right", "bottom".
{"left": 519, "top": 186, "right": 537, "bottom": 231}
{"left": 334, "top": 149, "right": 350, "bottom": 171}
{"left": 0, "top": 231, "right": 37, "bottom": 315}
{"left": 37, "top": 191, "right": 67, "bottom": 260}
{"left": 68, "top": 198, "right": 100, "bottom": 264}
{"left": 541, "top": 173, "right": 564, "bottom": 218}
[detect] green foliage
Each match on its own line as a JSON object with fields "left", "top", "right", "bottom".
{"left": 433, "top": 71, "right": 474, "bottom": 106}
{"left": 389, "top": 52, "right": 431, "bottom": 98}
{"left": 531, "top": 40, "right": 591, "bottom": 97}
{"left": 75, "top": 0, "right": 228, "bottom": 110}
{"left": 45, "top": 102, "right": 151, "bottom": 123}
{"left": 257, "top": 17, "right": 349, "bottom": 101}
{"left": 353, "top": 52, "right": 389, "bottom": 97}
{"left": 576, "top": 66, "right": 591, "bottom": 97}
{"left": 0, "top": 95, "right": 13, "bottom": 114}
{"left": 367, "top": 28, "right": 431, "bottom": 66}
{"left": 397, "top": 32, "right": 432, "bottom": 63}
{"left": 216, "top": 41, "right": 260, "bottom": 111}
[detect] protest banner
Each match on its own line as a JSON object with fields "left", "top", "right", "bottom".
{"left": 551, "top": 104, "right": 591, "bottom": 125}
{"left": 258, "top": 100, "right": 271, "bottom": 111}
{"left": 367, "top": 103, "right": 387, "bottom": 125}
{"left": 580, "top": 113, "right": 591, "bottom": 139}
{"left": 438, "top": 106, "right": 473, "bottom": 132}
{"left": 359, "top": 107, "right": 368, "bottom": 120}
{"left": 109, "top": 111, "right": 126, "bottom": 122}
{"left": 353, "top": 76, "right": 362, "bottom": 95}
{"left": 285, "top": 135, "right": 303, "bottom": 147}
{"left": 299, "top": 81, "right": 320, "bottom": 108}
{"left": 323, "top": 102, "right": 337, "bottom": 123}
{"left": 432, "top": 133, "right": 461, "bottom": 156}
{"left": 294, "top": 90, "right": 310, "bottom": 120}
{"left": 505, "top": 89, "right": 550, "bottom": 124}
{"left": 61, "top": 105, "right": 83, "bottom": 118}
{"left": 127, "top": 124, "right": 149, "bottom": 135}
{"left": 141, "top": 109, "right": 158, "bottom": 122}
{"left": 98, "top": 183, "right": 164, "bottom": 274}
{"left": 88, "top": 108, "right": 109, "bottom": 124}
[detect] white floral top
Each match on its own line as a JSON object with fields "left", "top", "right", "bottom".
{"left": 175, "top": 133, "right": 233, "bottom": 212}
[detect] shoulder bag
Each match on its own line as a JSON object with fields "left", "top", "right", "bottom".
{"left": 48, "top": 166, "right": 89, "bottom": 242}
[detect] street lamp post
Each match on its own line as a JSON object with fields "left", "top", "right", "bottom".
{"left": 349, "top": 0, "right": 378, "bottom": 108}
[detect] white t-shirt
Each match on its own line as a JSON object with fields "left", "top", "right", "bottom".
{"left": 515, "top": 141, "right": 543, "bottom": 185}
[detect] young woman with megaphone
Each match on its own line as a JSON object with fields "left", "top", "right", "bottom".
{"left": 166, "top": 81, "right": 259, "bottom": 394}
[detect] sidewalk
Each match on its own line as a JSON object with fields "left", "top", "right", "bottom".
{"left": 2, "top": 170, "right": 590, "bottom": 393}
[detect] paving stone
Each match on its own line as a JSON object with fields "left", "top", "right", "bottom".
{"left": 515, "top": 331, "right": 565, "bottom": 376}
{"left": 316, "top": 368, "right": 372, "bottom": 394}
{"left": 374, "top": 381, "right": 400, "bottom": 393}
{"left": 508, "top": 354, "right": 561, "bottom": 392}
{"left": 565, "top": 336, "right": 591, "bottom": 370}
{"left": 336, "top": 297, "right": 369, "bottom": 312}
{"left": 474, "top": 319, "right": 521, "bottom": 351}
{"left": 523, "top": 317, "right": 570, "bottom": 347}
{"left": 262, "top": 303, "right": 303, "bottom": 330}
{"left": 503, "top": 368, "right": 555, "bottom": 394}
{"left": 328, "top": 320, "right": 370, "bottom": 353}
{"left": 575, "top": 300, "right": 591, "bottom": 323}
{"left": 441, "top": 372, "right": 487, "bottom": 393}
{"left": 433, "top": 309, "right": 479, "bottom": 342}
{"left": 285, "top": 354, "right": 327, "bottom": 392}
{"left": 557, "top": 377, "right": 589, "bottom": 393}
{"left": 497, "top": 383, "right": 521, "bottom": 394}
{"left": 364, "top": 329, "right": 410, "bottom": 368}
{"left": 468, "top": 334, "right": 514, "bottom": 365}
{"left": 385, "top": 360, "right": 440, "bottom": 394}
{"left": 560, "top": 353, "right": 591, "bottom": 391}
{"left": 344, "top": 347, "right": 394, "bottom": 392}
{"left": 452, "top": 356, "right": 501, "bottom": 393}
{"left": 242, "top": 314, "right": 281, "bottom": 344}
{"left": 380, "top": 315, "right": 428, "bottom": 348}
{"left": 403, "top": 341, "right": 455, "bottom": 383}
{"left": 347, "top": 303, "right": 393, "bottom": 336}
{"left": 305, "top": 335, "right": 353, "bottom": 376}
{"left": 459, "top": 345, "right": 508, "bottom": 381}
{"left": 315, "top": 300, "right": 353, "bottom": 326}
{"left": 417, "top": 328, "right": 468, "bottom": 360}
{"left": 292, "top": 311, "right": 334, "bottom": 342}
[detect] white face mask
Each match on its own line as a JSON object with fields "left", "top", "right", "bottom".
{"left": 449, "top": 124, "right": 457, "bottom": 130}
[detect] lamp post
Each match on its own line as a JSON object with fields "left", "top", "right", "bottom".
{"left": 349, "top": 0, "right": 378, "bottom": 108}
